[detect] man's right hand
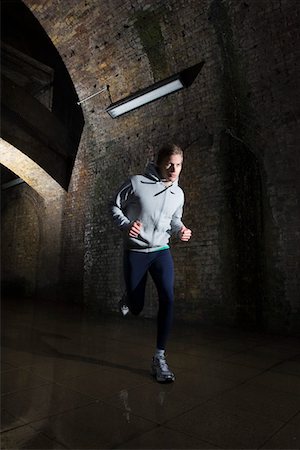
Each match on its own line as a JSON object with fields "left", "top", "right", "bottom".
{"left": 128, "top": 220, "right": 142, "bottom": 238}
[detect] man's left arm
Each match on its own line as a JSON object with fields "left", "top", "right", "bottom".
{"left": 170, "top": 203, "right": 192, "bottom": 242}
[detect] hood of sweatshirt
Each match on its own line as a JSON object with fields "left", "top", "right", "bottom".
{"left": 143, "top": 162, "right": 179, "bottom": 188}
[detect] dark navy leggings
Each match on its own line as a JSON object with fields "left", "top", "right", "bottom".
{"left": 123, "top": 249, "right": 174, "bottom": 350}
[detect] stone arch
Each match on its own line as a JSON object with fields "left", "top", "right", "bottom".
{"left": 1, "top": 139, "right": 66, "bottom": 299}
{"left": 1, "top": 0, "right": 84, "bottom": 190}
{"left": 0, "top": 139, "right": 65, "bottom": 200}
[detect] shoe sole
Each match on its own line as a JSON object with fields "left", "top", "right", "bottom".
{"left": 120, "top": 307, "right": 129, "bottom": 316}
{"left": 151, "top": 367, "right": 175, "bottom": 383}
{"left": 118, "top": 303, "right": 129, "bottom": 316}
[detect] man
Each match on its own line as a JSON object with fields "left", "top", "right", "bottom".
{"left": 110, "top": 143, "right": 192, "bottom": 382}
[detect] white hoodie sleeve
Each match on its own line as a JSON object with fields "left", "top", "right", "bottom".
{"left": 110, "top": 179, "right": 133, "bottom": 231}
{"left": 170, "top": 200, "right": 185, "bottom": 236}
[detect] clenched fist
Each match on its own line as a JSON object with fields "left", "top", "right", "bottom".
{"left": 128, "top": 220, "right": 143, "bottom": 238}
{"left": 179, "top": 226, "right": 192, "bottom": 242}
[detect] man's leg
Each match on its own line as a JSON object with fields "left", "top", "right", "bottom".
{"left": 149, "top": 249, "right": 174, "bottom": 349}
{"left": 123, "top": 251, "right": 148, "bottom": 315}
{"left": 149, "top": 249, "right": 175, "bottom": 382}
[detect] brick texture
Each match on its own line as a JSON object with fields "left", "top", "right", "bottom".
{"left": 3, "top": 0, "right": 299, "bottom": 334}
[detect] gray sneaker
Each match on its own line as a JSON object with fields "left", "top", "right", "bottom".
{"left": 151, "top": 356, "right": 175, "bottom": 383}
{"left": 118, "top": 294, "right": 129, "bottom": 316}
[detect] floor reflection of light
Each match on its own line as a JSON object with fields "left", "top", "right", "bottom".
{"left": 0, "top": 138, "right": 65, "bottom": 200}
{"left": 119, "top": 389, "right": 131, "bottom": 423}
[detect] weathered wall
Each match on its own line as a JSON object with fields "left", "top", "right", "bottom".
{"left": 1, "top": 184, "right": 41, "bottom": 297}
{"left": 3, "top": 0, "right": 299, "bottom": 333}
{"left": 1, "top": 183, "right": 64, "bottom": 299}
{"left": 221, "top": 0, "right": 300, "bottom": 332}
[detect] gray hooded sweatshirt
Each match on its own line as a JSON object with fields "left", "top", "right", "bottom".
{"left": 111, "top": 163, "right": 185, "bottom": 252}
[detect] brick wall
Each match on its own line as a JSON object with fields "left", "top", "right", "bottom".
{"left": 1, "top": 183, "right": 64, "bottom": 299}
{"left": 222, "top": 0, "right": 300, "bottom": 332}
{"left": 2, "top": 184, "right": 40, "bottom": 297}
{"left": 10, "top": 0, "right": 299, "bottom": 333}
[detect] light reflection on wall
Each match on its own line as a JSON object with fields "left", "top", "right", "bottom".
{"left": 0, "top": 137, "right": 65, "bottom": 200}
{"left": 1, "top": 137, "right": 65, "bottom": 298}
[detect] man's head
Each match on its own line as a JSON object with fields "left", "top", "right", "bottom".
{"left": 156, "top": 144, "right": 183, "bottom": 183}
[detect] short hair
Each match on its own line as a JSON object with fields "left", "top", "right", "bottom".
{"left": 156, "top": 143, "right": 183, "bottom": 166}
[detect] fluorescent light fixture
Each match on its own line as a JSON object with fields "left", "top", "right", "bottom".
{"left": 107, "top": 79, "right": 183, "bottom": 118}
{"left": 106, "top": 61, "right": 204, "bottom": 118}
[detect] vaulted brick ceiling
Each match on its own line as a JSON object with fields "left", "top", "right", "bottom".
{"left": 0, "top": 0, "right": 84, "bottom": 191}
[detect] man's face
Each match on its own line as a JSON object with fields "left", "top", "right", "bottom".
{"left": 159, "top": 154, "right": 183, "bottom": 183}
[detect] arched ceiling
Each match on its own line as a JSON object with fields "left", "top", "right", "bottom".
{"left": 0, "top": 138, "right": 64, "bottom": 200}
{"left": 1, "top": 0, "right": 84, "bottom": 191}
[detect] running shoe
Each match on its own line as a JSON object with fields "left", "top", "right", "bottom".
{"left": 118, "top": 293, "right": 129, "bottom": 316}
{"left": 151, "top": 355, "right": 175, "bottom": 383}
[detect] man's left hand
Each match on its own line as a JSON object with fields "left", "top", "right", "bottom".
{"left": 180, "top": 226, "right": 192, "bottom": 241}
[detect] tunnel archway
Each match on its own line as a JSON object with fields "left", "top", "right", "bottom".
{"left": 1, "top": 1, "right": 84, "bottom": 298}
{"left": 0, "top": 139, "right": 65, "bottom": 200}
{"left": 1, "top": 0, "right": 84, "bottom": 190}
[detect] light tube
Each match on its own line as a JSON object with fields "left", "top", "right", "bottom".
{"left": 105, "top": 62, "right": 204, "bottom": 118}
{"left": 106, "top": 79, "right": 184, "bottom": 118}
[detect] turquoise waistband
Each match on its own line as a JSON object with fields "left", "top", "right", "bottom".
{"left": 150, "top": 245, "right": 170, "bottom": 252}
{"left": 129, "top": 244, "right": 170, "bottom": 253}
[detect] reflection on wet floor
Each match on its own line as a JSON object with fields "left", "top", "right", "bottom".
{"left": 1, "top": 297, "right": 300, "bottom": 449}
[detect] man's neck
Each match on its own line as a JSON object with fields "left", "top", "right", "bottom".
{"left": 162, "top": 180, "right": 173, "bottom": 187}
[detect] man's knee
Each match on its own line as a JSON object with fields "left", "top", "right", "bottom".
{"left": 129, "top": 305, "right": 143, "bottom": 315}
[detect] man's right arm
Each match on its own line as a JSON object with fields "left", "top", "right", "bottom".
{"left": 110, "top": 179, "right": 133, "bottom": 231}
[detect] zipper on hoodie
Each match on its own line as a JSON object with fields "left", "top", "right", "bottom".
{"left": 150, "top": 182, "right": 171, "bottom": 247}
